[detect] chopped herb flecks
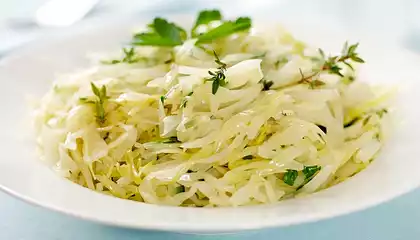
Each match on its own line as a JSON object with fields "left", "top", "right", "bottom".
{"left": 160, "top": 95, "right": 166, "bottom": 104}
{"left": 302, "top": 165, "right": 321, "bottom": 179}
{"left": 283, "top": 169, "right": 298, "bottom": 186}
{"left": 192, "top": 10, "right": 222, "bottom": 37}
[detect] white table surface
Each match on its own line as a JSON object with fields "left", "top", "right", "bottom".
{"left": 1, "top": 0, "right": 420, "bottom": 239}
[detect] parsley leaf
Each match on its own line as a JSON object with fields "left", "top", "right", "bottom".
{"left": 130, "top": 11, "right": 251, "bottom": 47}
{"left": 283, "top": 169, "right": 298, "bottom": 186}
{"left": 196, "top": 17, "right": 251, "bottom": 44}
{"left": 192, "top": 10, "right": 222, "bottom": 37}
{"left": 302, "top": 165, "right": 321, "bottom": 179}
{"left": 132, "top": 18, "right": 187, "bottom": 46}
{"left": 295, "top": 165, "right": 322, "bottom": 191}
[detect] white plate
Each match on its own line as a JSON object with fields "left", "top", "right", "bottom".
{"left": 0, "top": 15, "right": 420, "bottom": 234}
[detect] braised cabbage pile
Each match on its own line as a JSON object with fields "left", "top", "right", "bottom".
{"left": 33, "top": 10, "right": 390, "bottom": 207}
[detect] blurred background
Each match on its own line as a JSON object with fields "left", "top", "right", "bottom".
{"left": 1, "top": 0, "right": 420, "bottom": 54}
{"left": 1, "top": 0, "right": 420, "bottom": 239}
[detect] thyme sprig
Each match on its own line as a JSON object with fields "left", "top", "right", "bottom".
{"left": 91, "top": 83, "right": 109, "bottom": 125}
{"left": 102, "top": 47, "right": 142, "bottom": 64}
{"left": 80, "top": 83, "right": 109, "bottom": 125}
{"left": 120, "top": 47, "right": 139, "bottom": 63}
{"left": 299, "top": 42, "right": 365, "bottom": 88}
{"left": 206, "top": 51, "right": 227, "bottom": 94}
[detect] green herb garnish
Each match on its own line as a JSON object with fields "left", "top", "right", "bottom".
{"left": 242, "top": 155, "right": 253, "bottom": 160}
{"left": 195, "top": 16, "right": 251, "bottom": 44}
{"left": 103, "top": 47, "right": 141, "bottom": 64}
{"left": 295, "top": 165, "right": 322, "bottom": 190}
{"left": 160, "top": 95, "right": 166, "bottom": 104}
{"left": 302, "top": 165, "right": 321, "bottom": 179}
{"left": 206, "top": 51, "right": 227, "bottom": 94}
{"left": 299, "top": 68, "right": 326, "bottom": 89}
{"left": 324, "top": 42, "right": 364, "bottom": 76}
{"left": 120, "top": 47, "right": 138, "bottom": 63}
{"left": 89, "top": 82, "right": 109, "bottom": 125}
{"left": 129, "top": 10, "right": 251, "bottom": 47}
{"left": 132, "top": 18, "right": 187, "bottom": 46}
{"left": 192, "top": 9, "right": 222, "bottom": 37}
{"left": 283, "top": 169, "right": 298, "bottom": 186}
{"left": 299, "top": 42, "right": 364, "bottom": 88}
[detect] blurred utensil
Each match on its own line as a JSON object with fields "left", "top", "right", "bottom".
{"left": 35, "top": 0, "right": 99, "bottom": 27}
{"left": 5, "top": 0, "right": 99, "bottom": 29}
{"left": 0, "top": 0, "right": 100, "bottom": 57}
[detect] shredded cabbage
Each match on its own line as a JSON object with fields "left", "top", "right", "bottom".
{"left": 33, "top": 24, "right": 390, "bottom": 207}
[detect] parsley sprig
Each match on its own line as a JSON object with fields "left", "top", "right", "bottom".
{"left": 131, "top": 10, "right": 251, "bottom": 47}
{"left": 299, "top": 42, "right": 365, "bottom": 88}
{"left": 192, "top": 10, "right": 222, "bottom": 37}
{"left": 132, "top": 18, "right": 187, "bottom": 46}
{"left": 195, "top": 15, "right": 252, "bottom": 44}
{"left": 302, "top": 165, "right": 321, "bottom": 179}
{"left": 283, "top": 165, "right": 322, "bottom": 187}
{"left": 283, "top": 169, "right": 298, "bottom": 186}
{"left": 206, "top": 51, "right": 227, "bottom": 94}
